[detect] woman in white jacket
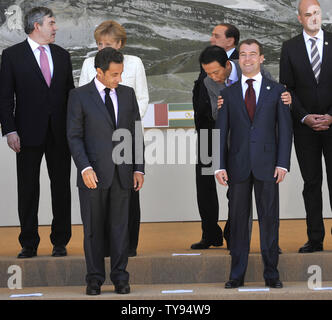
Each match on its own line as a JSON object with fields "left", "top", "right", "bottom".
{"left": 79, "top": 20, "right": 149, "bottom": 257}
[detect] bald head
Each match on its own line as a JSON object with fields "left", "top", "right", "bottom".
{"left": 298, "top": 0, "right": 320, "bottom": 15}
{"left": 297, "top": 0, "right": 322, "bottom": 36}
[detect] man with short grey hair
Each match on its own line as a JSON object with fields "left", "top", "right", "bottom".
{"left": 0, "top": 7, "right": 74, "bottom": 258}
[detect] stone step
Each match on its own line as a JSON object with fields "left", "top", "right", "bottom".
{"left": 1, "top": 251, "right": 332, "bottom": 288}
{"left": 1, "top": 282, "right": 332, "bottom": 300}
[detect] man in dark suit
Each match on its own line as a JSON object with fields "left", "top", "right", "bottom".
{"left": 216, "top": 39, "right": 292, "bottom": 289}
{"left": 191, "top": 24, "right": 240, "bottom": 250}
{"left": 0, "top": 7, "right": 74, "bottom": 258}
{"left": 67, "top": 47, "right": 144, "bottom": 295}
{"left": 280, "top": 0, "right": 332, "bottom": 253}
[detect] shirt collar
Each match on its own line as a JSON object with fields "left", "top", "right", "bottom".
{"left": 303, "top": 28, "right": 324, "bottom": 42}
{"left": 241, "top": 72, "right": 262, "bottom": 87}
{"left": 227, "top": 60, "right": 238, "bottom": 84}
{"left": 27, "top": 36, "right": 50, "bottom": 53}
{"left": 94, "top": 77, "right": 116, "bottom": 94}
{"left": 226, "top": 47, "right": 236, "bottom": 58}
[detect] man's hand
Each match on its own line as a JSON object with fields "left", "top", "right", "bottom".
{"left": 82, "top": 168, "right": 98, "bottom": 189}
{"left": 274, "top": 167, "right": 287, "bottom": 184}
{"left": 7, "top": 132, "right": 21, "bottom": 153}
{"left": 216, "top": 170, "right": 228, "bottom": 186}
{"left": 304, "top": 114, "right": 330, "bottom": 131}
{"left": 281, "top": 91, "right": 292, "bottom": 105}
{"left": 217, "top": 96, "right": 224, "bottom": 109}
{"left": 133, "top": 172, "right": 144, "bottom": 191}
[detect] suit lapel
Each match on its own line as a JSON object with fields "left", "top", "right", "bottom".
{"left": 115, "top": 86, "right": 122, "bottom": 127}
{"left": 23, "top": 40, "right": 47, "bottom": 85}
{"left": 232, "top": 80, "right": 251, "bottom": 124}
{"left": 88, "top": 81, "right": 114, "bottom": 128}
{"left": 297, "top": 34, "right": 317, "bottom": 85}
{"left": 319, "top": 30, "right": 330, "bottom": 82}
{"left": 255, "top": 77, "right": 269, "bottom": 116}
{"left": 49, "top": 44, "right": 58, "bottom": 88}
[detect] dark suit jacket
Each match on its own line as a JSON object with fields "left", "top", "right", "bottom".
{"left": 280, "top": 30, "right": 332, "bottom": 135}
{"left": 67, "top": 80, "right": 144, "bottom": 190}
{"left": 0, "top": 39, "right": 74, "bottom": 146}
{"left": 216, "top": 76, "right": 293, "bottom": 183}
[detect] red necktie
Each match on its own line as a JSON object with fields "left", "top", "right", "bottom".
{"left": 245, "top": 79, "right": 256, "bottom": 121}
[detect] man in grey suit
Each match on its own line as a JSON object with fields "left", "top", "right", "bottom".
{"left": 67, "top": 47, "right": 144, "bottom": 295}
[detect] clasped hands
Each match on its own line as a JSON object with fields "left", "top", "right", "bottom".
{"left": 303, "top": 114, "right": 332, "bottom": 131}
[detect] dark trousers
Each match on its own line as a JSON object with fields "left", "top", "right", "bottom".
{"left": 79, "top": 167, "right": 130, "bottom": 285}
{"left": 16, "top": 125, "right": 71, "bottom": 249}
{"left": 128, "top": 189, "right": 140, "bottom": 252}
{"left": 195, "top": 128, "right": 223, "bottom": 241}
{"left": 294, "top": 132, "right": 332, "bottom": 244}
{"left": 228, "top": 174, "right": 279, "bottom": 281}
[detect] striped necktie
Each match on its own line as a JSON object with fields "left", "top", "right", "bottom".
{"left": 309, "top": 37, "right": 321, "bottom": 83}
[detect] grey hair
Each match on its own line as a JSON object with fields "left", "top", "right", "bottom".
{"left": 24, "top": 7, "right": 54, "bottom": 35}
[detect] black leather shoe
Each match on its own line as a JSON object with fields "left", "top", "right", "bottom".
{"left": 52, "top": 246, "right": 67, "bottom": 257}
{"left": 191, "top": 238, "right": 223, "bottom": 249}
{"left": 17, "top": 247, "right": 37, "bottom": 258}
{"left": 298, "top": 241, "right": 323, "bottom": 253}
{"left": 225, "top": 279, "right": 244, "bottom": 289}
{"left": 265, "top": 279, "right": 283, "bottom": 288}
{"left": 114, "top": 281, "right": 130, "bottom": 294}
{"left": 86, "top": 280, "right": 101, "bottom": 295}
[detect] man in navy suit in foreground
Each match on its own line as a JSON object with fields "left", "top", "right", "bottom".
{"left": 215, "top": 39, "right": 293, "bottom": 289}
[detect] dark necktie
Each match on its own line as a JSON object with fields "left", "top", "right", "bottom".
{"left": 245, "top": 79, "right": 256, "bottom": 122}
{"left": 104, "top": 88, "right": 116, "bottom": 128}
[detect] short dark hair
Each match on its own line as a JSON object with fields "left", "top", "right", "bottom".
{"left": 239, "top": 39, "right": 264, "bottom": 55}
{"left": 218, "top": 23, "right": 240, "bottom": 46}
{"left": 94, "top": 47, "right": 124, "bottom": 72}
{"left": 199, "top": 45, "right": 229, "bottom": 68}
{"left": 24, "top": 7, "right": 54, "bottom": 35}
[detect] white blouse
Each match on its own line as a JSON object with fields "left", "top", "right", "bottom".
{"left": 79, "top": 54, "right": 149, "bottom": 119}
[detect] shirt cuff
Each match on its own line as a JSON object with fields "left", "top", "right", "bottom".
{"left": 6, "top": 131, "right": 17, "bottom": 137}
{"left": 276, "top": 166, "right": 288, "bottom": 172}
{"left": 214, "top": 169, "right": 226, "bottom": 175}
{"left": 134, "top": 171, "right": 145, "bottom": 175}
{"left": 301, "top": 115, "right": 308, "bottom": 123}
{"left": 81, "top": 166, "right": 93, "bottom": 175}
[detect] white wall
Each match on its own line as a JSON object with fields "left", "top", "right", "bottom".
{"left": 0, "top": 129, "right": 330, "bottom": 226}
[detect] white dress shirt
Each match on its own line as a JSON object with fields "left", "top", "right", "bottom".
{"left": 27, "top": 36, "right": 54, "bottom": 77}
{"left": 241, "top": 72, "right": 262, "bottom": 103}
{"left": 79, "top": 54, "right": 149, "bottom": 120}
{"left": 303, "top": 28, "right": 324, "bottom": 64}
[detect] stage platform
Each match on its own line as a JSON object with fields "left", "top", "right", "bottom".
{"left": 1, "top": 220, "right": 332, "bottom": 300}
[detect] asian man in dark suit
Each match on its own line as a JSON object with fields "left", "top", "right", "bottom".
{"left": 280, "top": 0, "right": 332, "bottom": 253}
{"left": 216, "top": 39, "right": 292, "bottom": 289}
{"left": 0, "top": 7, "right": 74, "bottom": 258}
{"left": 67, "top": 47, "right": 144, "bottom": 295}
{"left": 192, "top": 24, "right": 240, "bottom": 250}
